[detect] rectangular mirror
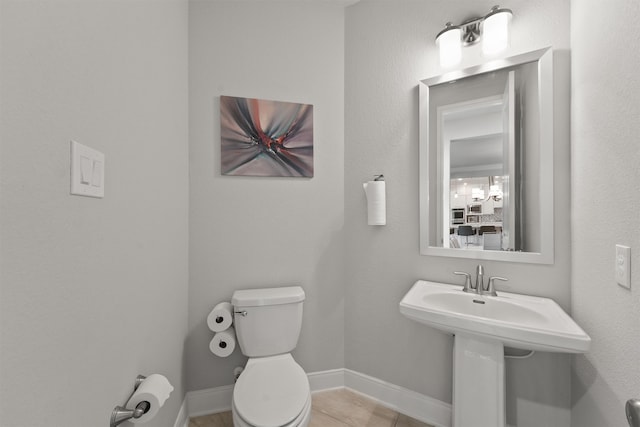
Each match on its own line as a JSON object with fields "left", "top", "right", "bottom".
{"left": 419, "top": 47, "right": 554, "bottom": 264}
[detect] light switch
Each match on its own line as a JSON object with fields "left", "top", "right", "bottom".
{"left": 80, "top": 156, "right": 92, "bottom": 185}
{"left": 70, "top": 140, "right": 105, "bottom": 198}
{"left": 92, "top": 160, "right": 103, "bottom": 187}
{"left": 615, "top": 244, "right": 631, "bottom": 289}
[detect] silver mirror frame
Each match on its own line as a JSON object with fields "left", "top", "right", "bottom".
{"left": 419, "top": 47, "right": 554, "bottom": 264}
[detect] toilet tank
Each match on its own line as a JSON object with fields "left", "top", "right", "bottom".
{"left": 232, "top": 286, "right": 305, "bottom": 357}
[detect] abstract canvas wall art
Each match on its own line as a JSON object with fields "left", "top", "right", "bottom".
{"left": 220, "top": 96, "right": 314, "bottom": 177}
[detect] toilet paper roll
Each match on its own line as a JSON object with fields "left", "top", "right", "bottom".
{"left": 207, "top": 301, "right": 233, "bottom": 332}
{"left": 363, "top": 180, "right": 386, "bottom": 225}
{"left": 209, "top": 326, "right": 236, "bottom": 358}
{"left": 128, "top": 374, "right": 174, "bottom": 424}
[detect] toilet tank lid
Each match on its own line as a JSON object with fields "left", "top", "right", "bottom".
{"left": 232, "top": 286, "right": 305, "bottom": 307}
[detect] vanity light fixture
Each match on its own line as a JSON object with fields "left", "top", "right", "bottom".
{"left": 435, "top": 5, "right": 513, "bottom": 67}
{"left": 482, "top": 6, "right": 513, "bottom": 55}
{"left": 436, "top": 23, "right": 462, "bottom": 68}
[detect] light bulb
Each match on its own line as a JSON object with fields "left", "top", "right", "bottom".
{"left": 436, "top": 24, "right": 462, "bottom": 68}
{"left": 482, "top": 8, "right": 512, "bottom": 55}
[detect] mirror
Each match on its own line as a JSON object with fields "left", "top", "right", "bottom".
{"left": 419, "top": 48, "right": 554, "bottom": 263}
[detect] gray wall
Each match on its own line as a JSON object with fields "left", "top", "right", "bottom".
{"left": 344, "top": 1, "right": 573, "bottom": 426}
{"left": 187, "top": 0, "right": 346, "bottom": 391}
{"left": 571, "top": 0, "right": 640, "bottom": 425}
{"left": 0, "top": 1, "right": 189, "bottom": 427}
{"left": 3, "top": 1, "right": 637, "bottom": 426}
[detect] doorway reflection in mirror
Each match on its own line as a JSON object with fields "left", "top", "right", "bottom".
{"left": 430, "top": 60, "right": 539, "bottom": 253}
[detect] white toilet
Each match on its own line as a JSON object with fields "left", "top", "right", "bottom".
{"left": 231, "top": 286, "right": 311, "bottom": 427}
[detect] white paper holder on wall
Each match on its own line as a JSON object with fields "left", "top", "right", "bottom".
{"left": 363, "top": 174, "right": 386, "bottom": 225}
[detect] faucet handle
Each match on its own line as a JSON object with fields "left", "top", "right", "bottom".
{"left": 453, "top": 271, "right": 474, "bottom": 293}
{"left": 486, "top": 276, "right": 508, "bottom": 296}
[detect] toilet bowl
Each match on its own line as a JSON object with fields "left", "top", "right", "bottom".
{"left": 232, "top": 354, "right": 311, "bottom": 427}
{"left": 230, "top": 287, "right": 311, "bottom": 427}
{"left": 232, "top": 398, "right": 311, "bottom": 427}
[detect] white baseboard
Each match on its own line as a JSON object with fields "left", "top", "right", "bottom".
{"left": 187, "top": 383, "right": 234, "bottom": 418}
{"left": 343, "top": 369, "right": 451, "bottom": 427}
{"left": 173, "top": 398, "right": 189, "bottom": 427}
{"left": 181, "top": 369, "right": 451, "bottom": 427}
{"left": 307, "top": 368, "right": 344, "bottom": 391}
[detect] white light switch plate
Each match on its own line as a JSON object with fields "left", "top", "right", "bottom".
{"left": 70, "top": 140, "right": 104, "bottom": 198}
{"left": 615, "top": 244, "right": 631, "bottom": 289}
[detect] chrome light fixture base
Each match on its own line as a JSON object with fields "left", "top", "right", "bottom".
{"left": 461, "top": 18, "right": 482, "bottom": 46}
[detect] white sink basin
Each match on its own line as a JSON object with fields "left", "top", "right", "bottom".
{"left": 400, "top": 279, "right": 591, "bottom": 426}
{"left": 400, "top": 280, "right": 590, "bottom": 353}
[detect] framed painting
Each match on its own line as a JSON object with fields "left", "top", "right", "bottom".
{"left": 220, "top": 96, "right": 314, "bottom": 177}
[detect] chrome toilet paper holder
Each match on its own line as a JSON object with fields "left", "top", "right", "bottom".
{"left": 628, "top": 399, "right": 640, "bottom": 427}
{"left": 110, "top": 375, "right": 151, "bottom": 427}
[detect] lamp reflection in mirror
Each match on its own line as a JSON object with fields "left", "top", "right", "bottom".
{"left": 471, "top": 188, "right": 484, "bottom": 200}
{"left": 435, "top": 6, "right": 513, "bottom": 67}
{"left": 488, "top": 185, "right": 503, "bottom": 201}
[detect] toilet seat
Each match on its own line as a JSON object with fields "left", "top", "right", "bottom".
{"left": 232, "top": 392, "right": 311, "bottom": 427}
{"left": 233, "top": 354, "right": 310, "bottom": 427}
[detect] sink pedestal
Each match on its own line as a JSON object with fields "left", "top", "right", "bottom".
{"left": 453, "top": 334, "right": 505, "bottom": 427}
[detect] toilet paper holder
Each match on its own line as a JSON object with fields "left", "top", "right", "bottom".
{"left": 110, "top": 375, "right": 151, "bottom": 427}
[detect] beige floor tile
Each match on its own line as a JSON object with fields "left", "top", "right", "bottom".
{"left": 312, "top": 389, "right": 398, "bottom": 427}
{"left": 217, "top": 411, "right": 233, "bottom": 426}
{"left": 189, "top": 414, "right": 213, "bottom": 427}
{"left": 189, "top": 411, "right": 232, "bottom": 427}
{"left": 308, "top": 408, "right": 351, "bottom": 427}
{"left": 189, "top": 388, "right": 432, "bottom": 427}
{"left": 394, "top": 413, "right": 435, "bottom": 427}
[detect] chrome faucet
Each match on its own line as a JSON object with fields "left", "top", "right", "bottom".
{"left": 454, "top": 266, "right": 508, "bottom": 296}
{"left": 475, "top": 265, "right": 484, "bottom": 293}
{"left": 454, "top": 271, "right": 474, "bottom": 293}
{"left": 485, "top": 276, "right": 508, "bottom": 296}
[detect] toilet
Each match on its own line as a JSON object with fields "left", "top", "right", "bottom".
{"left": 231, "top": 286, "right": 311, "bottom": 427}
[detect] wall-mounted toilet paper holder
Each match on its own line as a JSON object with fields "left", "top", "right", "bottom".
{"left": 628, "top": 399, "right": 640, "bottom": 427}
{"left": 110, "top": 375, "right": 150, "bottom": 427}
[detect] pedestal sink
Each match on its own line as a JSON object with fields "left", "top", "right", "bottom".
{"left": 399, "top": 280, "right": 590, "bottom": 427}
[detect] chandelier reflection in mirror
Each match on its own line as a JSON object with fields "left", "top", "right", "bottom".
{"left": 436, "top": 6, "right": 513, "bottom": 68}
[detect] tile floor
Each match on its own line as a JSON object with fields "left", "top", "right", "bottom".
{"left": 189, "top": 388, "right": 434, "bottom": 427}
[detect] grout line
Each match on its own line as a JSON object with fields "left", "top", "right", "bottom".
{"left": 190, "top": 389, "right": 428, "bottom": 427}
{"left": 313, "top": 389, "right": 401, "bottom": 427}
{"left": 312, "top": 408, "right": 352, "bottom": 426}
{"left": 392, "top": 412, "right": 400, "bottom": 427}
